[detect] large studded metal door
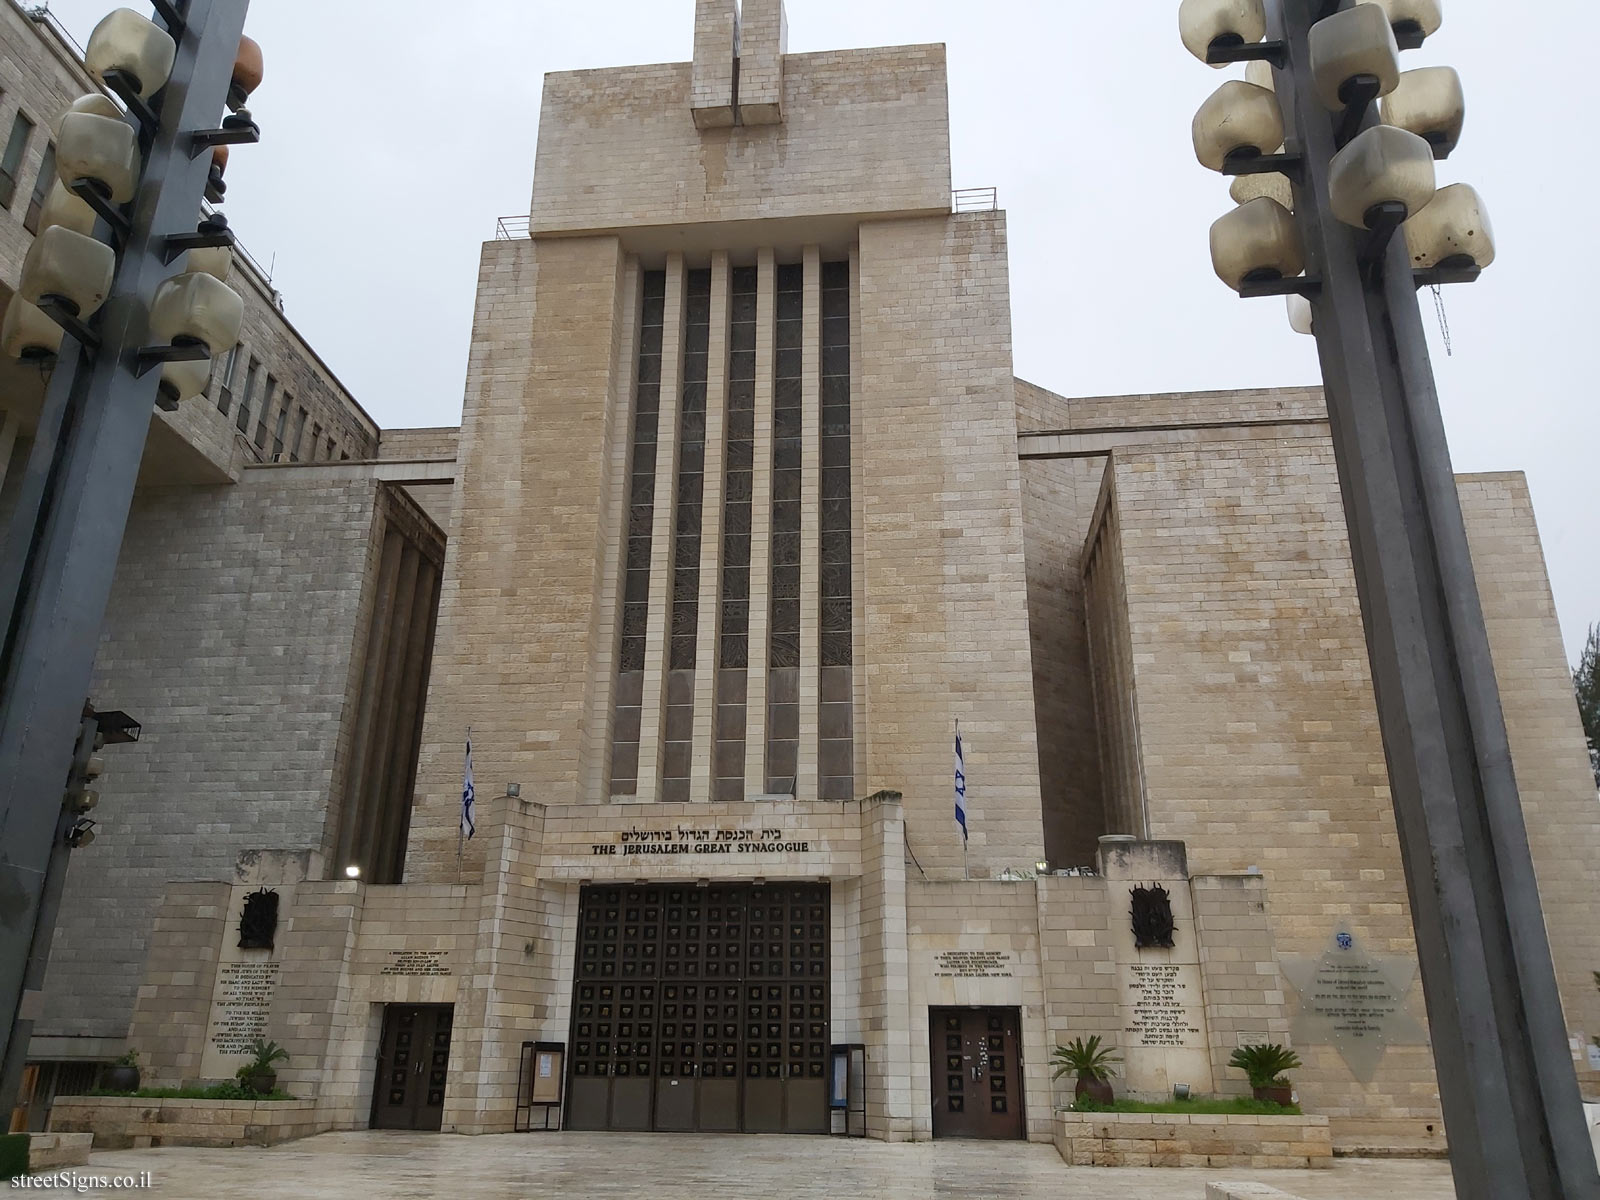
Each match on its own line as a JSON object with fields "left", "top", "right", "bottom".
{"left": 929, "top": 1007, "right": 1025, "bottom": 1139}
{"left": 566, "top": 882, "right": 829, "bottom": 1133}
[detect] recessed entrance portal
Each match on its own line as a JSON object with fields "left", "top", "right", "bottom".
{"left": 566, "top": 881, "right": 830, "bottom": 1133}
{"left": 370, "top": 1004, "right": 454, "bottom": 1131}
{"left": 929, "top": 1006, "right": 1025, "bottom": 1140}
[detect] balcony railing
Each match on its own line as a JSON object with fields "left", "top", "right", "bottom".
{"left": 495, "top": 215, "right": 531, "bottom": 241}
{"left": 953, "top": 187, "right": 998, "bottom": 213}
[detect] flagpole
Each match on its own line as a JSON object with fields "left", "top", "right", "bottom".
{"left": 458, "top": 726, "right": 470, "bottom": 886}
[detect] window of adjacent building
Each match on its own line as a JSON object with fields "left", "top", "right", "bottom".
{"left": 309, "top": 422, "right": 322, "bottom": 460}
{"left": 235, "top": 357, "right": 259, "bottom": 433}
{"left": 765, "top": 262, "right": 804, "bottom": 794}
{"left": 215, "top": 344, "right": 240, "bottom": 414}
{"left": 272, "top": 401, "right": 289, "bottom": 461}
{"left": 0, "top": 111, "right": 36, "bottom": 210}
{"left": 289, "top": 404, "right": 307, "bottom": 462}
{"left": 22, "top": 141, "right": 54, "bottom": 234}
{"left": 326, "top": 436, "right": 336, "bottom": 460}
{"left": 609, "top": 269, "right": 667, "bottom": 797}
{"left": 254, "top": 375, "right": 277, "bottom": 449}
{"left": 818, "top": 260, "right": 854, "bottom": 801}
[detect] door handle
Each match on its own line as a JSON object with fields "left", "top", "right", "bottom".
{"left": 971, "top": 1065, "right": 980, "bottom": 1081}
{"left": 415, "top": 1059, "right": 423, "bottom": 1076}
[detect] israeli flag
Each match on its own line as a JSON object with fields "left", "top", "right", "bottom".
{"left": 460, "top": 734, "right": 476, "bottom": 840}
{"left": 954, "top": 724, "right": 968, "bottom": 844}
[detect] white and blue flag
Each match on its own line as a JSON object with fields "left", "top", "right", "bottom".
{"left": 954, "top": 723, "right": 968, "bottom": 844}
{"left": 460, "top": 733, "right": 476, "bottom": 840}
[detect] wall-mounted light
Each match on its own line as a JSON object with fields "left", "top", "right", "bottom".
{"left": 1179, "top": 0, "right": 1267, "bottom": 67}
{"left": 1404, "top": 184, "right": 1495, "bottom": 271}
{"left": 1309, "top": 3, "right": 1400, "bottom": 112}
{"left": 1382, "top": 67, "right": 1465, "bottom": 160}
{"left": 231, "top": 35, "right": 265, "bottom": 110}
{"left": 345, "top": 864, "right": 361, "bottom": 879}
{"left": 85, "top": 8, "right": 177, "bottom": 100}
{"left": 1367, "top": 0, "right": 1442, "bottom": 49}
{"left": 506, "top": 782, "right": 522, "bottom": 799}
{"left": 1229, "top": 170, "right": 1294, "bottom": 210}
{"left": 1, "top": 299, "right": 65, "bottom": 361}
{"left": 38, "top": 182, "right": 98, "bottom": 238}
{"left": 1286, "top": 294, "right": 1315, "bottom": 336}
{"left": 158, "top": 357, "right": 213, "bottom": 408}
{"left": 19, "top": 226, "right": 115, "bottom": 320}
{"left": 56, "top": 107, "right": 140, "bottom": 206}
{"left": 1328, "top": 125, "right": 1436, "bottom": 231}
{"left": 1209, "top": 197, "right": 1304, "bottom": 291}
{"left": 147, "top": 272, "right": 245, "bottom": 354}
{"left": 1192, "top": 80, "right": 1284, "bottom": 172}
{"left": 1035, "top": 860, "right": 1050, "bottom": 874}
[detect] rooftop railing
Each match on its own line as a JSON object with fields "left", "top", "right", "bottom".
{"left": 496, "top": 215, "right": 531, "bottom": 241}
{"left": 953, "top": 187, "right": 998, "bottom": 213}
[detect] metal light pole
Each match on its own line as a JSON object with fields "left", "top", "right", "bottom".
{"left": 1183, "top": 0, "right": 1600, "bottom": 1196}
{"left": 0, "top": 0, "right": 253, "bottom": 1116}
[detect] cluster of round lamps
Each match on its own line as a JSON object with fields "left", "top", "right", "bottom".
{"left": 0, "top": 7, "right": 262, "bottom": 407}
{"left": 1180, "top": 0, "right": 1493, "bottom": 333}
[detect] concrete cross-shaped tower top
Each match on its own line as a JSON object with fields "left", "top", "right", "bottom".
{"left": 691, "top": 0, "right": 788, "bottom": 129}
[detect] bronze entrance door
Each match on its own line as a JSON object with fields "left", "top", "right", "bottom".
{"left": 371, "top": 1004, "right": 454, "bottom": 1131}
{"left": 566, "top": 882, "right": 830, "bottom": 1133}
{"left": 929, "top": 1006, "right": 1025, "bottom": 1139}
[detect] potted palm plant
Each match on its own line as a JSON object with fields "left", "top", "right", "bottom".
{"left": 236, "top": 1038, "right": 289, "bottom": 1095}
{"left": 1228, "top": 1043, "right": 1302, "bottom": 1106}
{"left": 1051, "top": 1035, "right": 1121, "bottom": 1106}
{"left": 104, "top": 1049, "right": 140, "bottom": 1093}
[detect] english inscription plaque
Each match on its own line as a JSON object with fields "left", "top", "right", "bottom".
{"left": 381, "top": 949, "right": 452, "bottom": 977}
{"left": 1282, "top": 931, "right": 1426, "bottom": 1082}
{"left": 206, "top": 960, "right": 281, "bottom": 1057}
{"left": 932, "top": 950, "right": 1014, "bottom": 979}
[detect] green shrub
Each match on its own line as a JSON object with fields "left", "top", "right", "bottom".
{"left": 85, "top": 1082, "right": 293, "bottom": 1101}
{"left": 1050, "top": 1035, "right": 1121, "bottom": 1082}
{"left": 1228, "top": 1043, "right": 1303, "bottom": 1089}
{"left": 0, "top": 1132, "right": 28, "bottom": 1180}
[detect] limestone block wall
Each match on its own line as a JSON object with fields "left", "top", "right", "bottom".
{"left": 905, "top": 880, "right": 1053, "bottom": 1141}
{"left": 1036, "top": 875, "right": 1120, "bottom": 1094}
{"left": 530, "top": 46, "right": 950, "bottom": 236}
{"left": 1457, "top": 473, "right": 1600, "bottom": 1092}
{"left": 1018, "top": 445, "right": 1109, "bottom": 868}
{"left": 378, "top": 427, "right": 459, "bottom": 463}
{"left": 123, "top": 883, "right": 231, "bottom": 1084}
{"left": 1191, "top": 874, "right": 1292, "bottom": 1097}
{"left": 40, "top": 472, "right": 392, "bottom": 1045}
{"left": 409, "top": 236, "right": 629, "bottom": 883}
{"left": 856, "top": 212, "right": 1044, "bottom": 877}
{"left": 858, "top": 795, "right": 912, "bottom": 1139}
{"left": 1099, "top": 434, "right": 1439, "bottom": 1126}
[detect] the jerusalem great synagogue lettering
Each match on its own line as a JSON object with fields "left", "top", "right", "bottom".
{"left": 591, "top": 827, "right": 813, "bottom": 856}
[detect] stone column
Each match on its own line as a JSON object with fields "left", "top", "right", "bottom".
{"left": 691, "top": 254, "right": 731, "bottom": 802}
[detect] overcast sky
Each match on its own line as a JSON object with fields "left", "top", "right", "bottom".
{"left": 39, "top": 1, "right": 1600, "bottom": 662}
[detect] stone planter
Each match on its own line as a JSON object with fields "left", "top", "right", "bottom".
{"left": 49, "top": 1096, "right": 320, "bottom": 1149}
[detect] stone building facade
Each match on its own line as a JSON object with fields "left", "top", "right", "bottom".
{"left": 3, "top": 0, "right": 1597, "bottom": 1154}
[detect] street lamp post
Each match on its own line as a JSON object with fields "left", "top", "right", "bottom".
{"left": 0, "top": 0, "right": 256, "bottom": 1117}
{"left": 1182, "top": 1, "right": 1600, "bottom": 1196}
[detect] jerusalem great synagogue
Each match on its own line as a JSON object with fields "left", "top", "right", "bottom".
{"left": 2, "top": 0, "right": 1596, "bottom": 1158}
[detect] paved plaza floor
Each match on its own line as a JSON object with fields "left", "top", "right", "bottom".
{"left": 77, "top": 1130, "right": 1457, "bottom": 1199}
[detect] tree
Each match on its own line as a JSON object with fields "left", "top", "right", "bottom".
{"left": 1575, "top": 623, "right": 1600, "bottom": 788}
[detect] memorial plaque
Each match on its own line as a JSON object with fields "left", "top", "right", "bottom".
{"left": 381, "top": 949, "right": 452, "bottom": 977}
{"left": 205, "top": 960, "right": 281, "bottom": 1058}
{"left": 932, "top": 950, "right": 1014, "bottom": 979}
{"left": 1118, "top": 962, "right": 1206, "bottom": 1049}
{"left": 1282, "top": 931, "right": 1426, "bottom": 1081}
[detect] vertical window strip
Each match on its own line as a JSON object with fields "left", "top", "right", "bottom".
{"left": 609, "top": 270, "right": 667, "bottom": 796}
{"left": 662, "top": 270, "right": 711, "bottom": 803}
{"left": 716, "top": 265, "right": 758, "bottom": 802}
{"left": 818, "top": 260, "right": 854, "bottom": 800}
{"left": 766, "top": 263, "right": 804, "bottom": 793}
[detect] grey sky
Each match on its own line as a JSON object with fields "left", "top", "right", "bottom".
{"left": 39, "top": 0, "right": 1600, "bottom": 662}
